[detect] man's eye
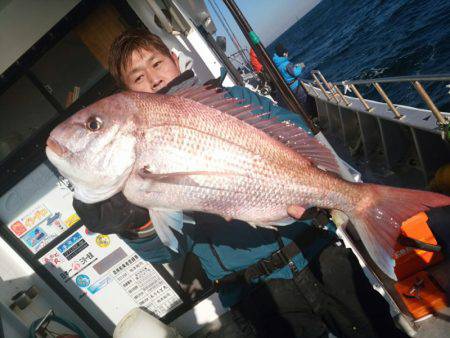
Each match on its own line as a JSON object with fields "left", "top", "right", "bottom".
{"left": 153, "top": 61, "right": 162, "bottom": 68}
{"left": 134, "top": 75, "right": 143, "bottom": 83}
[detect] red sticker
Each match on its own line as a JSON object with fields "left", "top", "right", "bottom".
{"left": 10, "top": 221, "right": 27, "bottom": 237}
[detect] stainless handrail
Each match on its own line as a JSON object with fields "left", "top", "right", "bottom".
{"left": 334, "top": 74, "right": 450, "bottom": 86}
{"left": 307, "top": 71, "right": 449, "bottom": 131}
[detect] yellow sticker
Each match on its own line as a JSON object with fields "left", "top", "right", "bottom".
{"left": 96, "top": 234, "right": 110, "bottom": 248}
{"left": 22, "top": 205, "right": 51, "bottom": 229}
{"left": 64, "top": 213, "right": 80, "bottom": 227}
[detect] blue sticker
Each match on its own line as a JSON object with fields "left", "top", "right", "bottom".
{"left": 46, "top": 212, "right": 62, "bottom": 225}
{"left": 57, "top": 233, "right": 82, "bottom": 253}
{"left": 87, "top": 276, "right": 112, "bottom": 294}
{"left": 76, "top": 274, "right": 91, "bottom": 288}
{"left": 22, "top": 226, "right": 47, "bottom": 248}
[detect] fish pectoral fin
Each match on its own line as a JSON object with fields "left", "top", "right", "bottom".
{"left": 139, "top": 166, "right": 199, "bottom": 186}
{"left": 149, "top": 209, "right": 185, "bottom": 252}
{"left": 139, "top": 168, "right": 234, "bottom": 187}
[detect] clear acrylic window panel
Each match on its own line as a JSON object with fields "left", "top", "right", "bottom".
{"left": 0, "top": 76, "right": 58, "bottom": 162}
{"left": 31, "top": 31, "right": 107, "bottom": 108}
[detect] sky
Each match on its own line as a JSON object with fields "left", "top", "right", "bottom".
{"left": 204, "top": 0, "right": 321, "bottom": 57}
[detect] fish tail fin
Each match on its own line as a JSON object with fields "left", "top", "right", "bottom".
{"left": 149, "top": 209, "right": 185, "bottom": 252}
{"left": 349, "top": 184, "right": 450, "bottom": 280}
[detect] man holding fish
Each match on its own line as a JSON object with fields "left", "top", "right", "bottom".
{"left": 46, "top": 29, "right": 443, "bottom": 337}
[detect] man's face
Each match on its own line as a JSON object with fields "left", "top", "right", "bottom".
{"left": 123, "top": 48, "right": 181, "bottom": 93}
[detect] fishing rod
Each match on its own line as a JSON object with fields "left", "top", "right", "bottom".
{"left": 222, "top": 0, "right": 319, "bottom": 134}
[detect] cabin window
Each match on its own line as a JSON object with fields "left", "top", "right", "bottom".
{"left": 0, "top": 2, "right": 128, "bottom": 168}
{"left": 30, "top": 31, "right": 108, "bottom": 109}
{"left": 0, "top": 76, "right": 58, "bottom": 162}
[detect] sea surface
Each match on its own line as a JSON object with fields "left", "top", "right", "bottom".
{"left": 268, "top": 0, "right": 450, "bottom": 111}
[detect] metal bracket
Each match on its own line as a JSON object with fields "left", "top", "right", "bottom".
{"left": 439, "top": 121, "right": 450, "bottom": 142}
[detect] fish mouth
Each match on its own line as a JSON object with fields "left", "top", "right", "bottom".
{"left": 46, "top": 137, "right": 69, "bottom": 157}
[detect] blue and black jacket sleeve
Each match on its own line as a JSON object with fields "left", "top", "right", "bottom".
{"left": 285, "top": 62, "right": 303, "bottom": 78}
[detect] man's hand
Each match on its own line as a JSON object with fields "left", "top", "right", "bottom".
{"left": 287, "top": 205, "right": 306, "bottom": 219}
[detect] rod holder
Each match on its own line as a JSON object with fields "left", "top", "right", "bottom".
{"left": 311, "top": 83, "right": 319, "bottom": 97}
{"left": 300, "top": 81, "right": 312, "bottom": 96}
{"left": 372, "top": 82, "right": 403, "bottom": 119}
{"left": 349, "top": 84, "right": 373, "bottom": 112}
{"left": 412, "top": 81, "right": 448, "bottom": 126}
{"left": 333, "top": 84, "right": 351, "bottom": 106}
{"left": 316, "top": 71, "right": 339, "bottom": 103}
{"left": 312, "top": 73, "right": 333, "bottom": 101}
{"left": 302, "top": 81, "right": 319, "bottom": 97}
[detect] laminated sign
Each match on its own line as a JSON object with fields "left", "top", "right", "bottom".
{"left": 40, "top": 226, "right": 183, "bottom": 331}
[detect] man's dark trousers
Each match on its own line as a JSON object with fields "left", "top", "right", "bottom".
{"left": 231, "top": 242, "right": 408, "bottom": 338}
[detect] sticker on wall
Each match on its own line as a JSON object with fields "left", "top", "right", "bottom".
{"left": 22, "top": 226, "right": 47, "bottom": 248}
{"left": 64, "top": 213, "right": 80, "bottom": 227}
{"left": 87, "top": 276, "right": 113, "bottom": 295}
{"left": 9, "top": 221, "right": 27, "bottom": 237}
{"left": 59, "top": 252, "right": 96, "bottom": 282}
{"left": 75, "top": 274, "right": 91, "bottom": 288}
{"left": 46, "top": 212, "right": 66, "bottom": 231}
{"left": 63, "top": 239, "right": 88, "bottom": 260}
{"left": 57, "top": 233, "right": 82, "bottom": 253}
{"left": 95, "top": 235, "right": 110, "bottom": 248}
{"left": 41, "top": 251, "right": 63, "bottom": 267}
{"left": 20, "top": 205, "right": 51, "bottom": 229}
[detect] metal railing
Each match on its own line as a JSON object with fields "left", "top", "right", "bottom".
{"left": 304, "top": 71, "right": 450, "bottom": 139}
{"left": 337, "top": 73, "right": 450, "bottom": 85}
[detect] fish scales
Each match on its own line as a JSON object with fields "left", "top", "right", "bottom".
{"left": 129, "top": 95, "right": 324, "bottom": 221}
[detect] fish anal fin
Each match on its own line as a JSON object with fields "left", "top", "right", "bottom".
{"left": 149, "top": 209, "right": 184, "bottom": 252}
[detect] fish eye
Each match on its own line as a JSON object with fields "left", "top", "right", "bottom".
{"left": 86, "top": 116, "right": 103, "bottom": 131}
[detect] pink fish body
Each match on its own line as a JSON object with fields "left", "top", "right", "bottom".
{"left": 46, "top": 86, "right": 450, "bottom": 279}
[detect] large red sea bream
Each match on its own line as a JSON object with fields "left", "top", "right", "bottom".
{"left": 46, "top": 86, "right": 450, "bottom": 279}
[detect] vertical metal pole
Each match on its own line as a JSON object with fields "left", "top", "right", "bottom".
{"left": 372, "top": 82, "right": 403, "bottom": 119}
{"left": 412, "top": 81, "right": 448, "bottom": 125}
{"left": 222, "top": 0, "right": 319, "bottom": 134}
{"left": 349, "top": 84, "right": 373, "bottom": 112}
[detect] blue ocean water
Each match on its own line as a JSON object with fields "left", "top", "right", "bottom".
{"left": 268, "top": 0, "right": 450, "bottom": 111}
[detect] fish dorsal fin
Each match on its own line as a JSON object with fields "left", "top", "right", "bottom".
{"left": 173, "top": 86, "right": 339, "bottom": 173}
